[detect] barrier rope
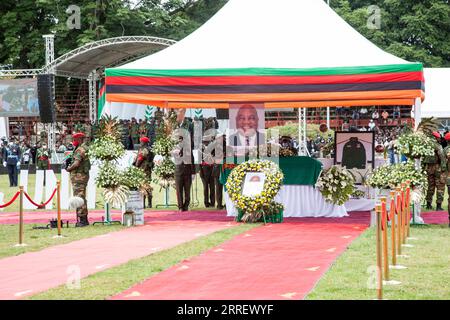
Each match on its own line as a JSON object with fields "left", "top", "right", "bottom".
{"left": 23, "top": 188, "right": 57, "bottom": 209}
{"left": 0, "top": 191, "right": 21, "bottom": 208}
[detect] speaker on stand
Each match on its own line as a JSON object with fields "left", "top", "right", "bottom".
{"left": 37, "top": 74, "right": 56, "bottom": 123}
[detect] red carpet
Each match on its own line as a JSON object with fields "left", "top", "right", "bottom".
{"left": 0, "top": 211, "right": 234, "bottom": 300}
{"left": 113, "top": 212, "right": 369, "bottom": 300}
{"left": 422, "top": 211, "right": 449, "bottom": 225}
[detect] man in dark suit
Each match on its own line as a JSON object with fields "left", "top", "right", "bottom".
{"left": 228, "top": 105, "right": 265, "bottom": 150}
{"left": 173, "top": 109, "right": 194, "bottom": 212}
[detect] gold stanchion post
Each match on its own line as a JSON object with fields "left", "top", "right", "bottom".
{"left": 57, "top": 181, "right": 62, "bottom": 237}
{"left": 19, "top": 186, "right": 24, "bottom": 245}
{"left": 375, "top": 204, "right": 383, "bottom": 300}
{"left": 380, "top": 197, "right": 389, "bottom": 281}
{"left": 390, "top": 191, "right": 397, "bottom": 266}
{"left": 396, "top": 187, "right": 402, "bottom": 255}
{"left": 401, "top": 183, "right": 407, "bottom": 244}
{"left": 405, "top": 181, "right": 411, "bottom": 238}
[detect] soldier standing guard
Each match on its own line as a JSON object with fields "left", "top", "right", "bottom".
{"left": 443, "top": 133, "right": 450, "bottom": 226}
{"left": 66, "top": 132, "right": 91, "bottom": 227}
{"left": 134, "top": 136, "right": 154, "bottom": 208}
{"left": 424, "top": 132, "right": 447, "bottom": 211}
{"left": 36, "top": 143, "right": 51, "bottom": 170}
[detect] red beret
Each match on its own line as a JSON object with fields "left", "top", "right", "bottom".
{"left": 140, "top": 137, "right": 150, "bottom": 143}
{"left": 445, "top": 133, "right": 450, "bottom": 141}
{"left": 72, "top": 132, "right": 85, "bottom": 139}
{"left": 432, "top": 132, "right": 441, "bottom": 139}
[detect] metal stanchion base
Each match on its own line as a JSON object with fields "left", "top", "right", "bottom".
{"left": 383, "top": 280, "right": 402, "bottom": 286}
{"left": 401, "top": 244, "right": 414, "bottom": 248}
{"left": 93, "top": 220, "right": 122, "bottom": 226}
{"left": 407, "top": 237, "right": 418, "bottom": 240}
{"left": 390, "top": 265, "right": 408, "bottom": 270}
{"left": 13, "top": 243, "right": 28, "bottom": 247}
{"left": 52, "top": 235, "right": 66, "bottom": 239}
{"left": 155, "top": 204, "right": 178, "bottom": 209}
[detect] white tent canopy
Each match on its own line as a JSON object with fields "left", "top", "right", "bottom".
{"left": 422, "top": 68, "right": 450, "bottom": 118}
{"left": 118, "top": 0, "right": 408, "bottom": 70}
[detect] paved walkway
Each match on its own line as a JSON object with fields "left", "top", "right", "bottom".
{"left": 0, "top": 211, "right": 235, "bottom": 300}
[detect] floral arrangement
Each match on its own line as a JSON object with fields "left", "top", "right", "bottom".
{"left": 88, "top": 135, "right": 126, "bottom": 161}
{"left": 152, "top": 111, "right": 178, "bottom": 189}
{"left": 153, "top": 157, "right": 176, "bottom": 189}
{"left": 226, "top": 159, "right": 284, "bottom": 223}
{"left": 152, "top": 136, "right": 177, "bottom": 157}
{"left": 366, "top": 161, "right": 427, "bottom": 191}
{"left": 95, "top": 162, "right": 129, "bottom": 208}
{"left": 352, "top": 189, "right": 366, "bottom": 199}
{"left": 316, "top": 165, "right": 355, "bottom": 205}
{"left": 397, "top": 132, "right": 435, "bottom": 159}
{"left": 122, "top": 166, "right": 147, "bottom": 191}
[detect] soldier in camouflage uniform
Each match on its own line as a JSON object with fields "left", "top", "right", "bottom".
{"left": 134, "top": 136, "right": 154, "bottom": 208}
{"left": 66, "top": 132, "right": 91, "bottom": 227}
{"left": 36, "top": 143, "right": 51, "bottom": 170}
{"left": 130, "top": 118, "right": 140, "bottom": 147}
{"left": 423, "top": 132, "right": 447, "bottom": 211}
{"left": 443, "top": 133, "right": 450, "bottom": 226}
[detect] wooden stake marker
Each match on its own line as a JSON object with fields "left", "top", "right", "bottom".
{"left": 389, "top": 191, "right": 397, "bottom": 266}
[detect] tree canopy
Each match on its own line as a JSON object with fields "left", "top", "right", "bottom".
{"left": 0, "top": 0, "right": 448, "bottom": 69}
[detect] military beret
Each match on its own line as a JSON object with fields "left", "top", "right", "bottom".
{"left": 432, "top": 132, "right": 441, "bottom": 139}
{"left": 72, "top": 132, "right": 86, "bottom": 139}
{"left": 140, "top": 137, "right": 150, "bottom": 143}
{"left": 445, "top": 133, "right": 450, "bottom": 141}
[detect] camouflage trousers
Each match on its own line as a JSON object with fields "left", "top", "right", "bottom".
{"left": 70, "top": 173, "right": 89, "bottom": 220}
{"left": 425, "top": 163, "right": 447, "bottom": 205}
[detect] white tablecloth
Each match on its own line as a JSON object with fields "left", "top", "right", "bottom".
{"left": 225, "top": 185, "right": 349, "bottom": 218}
{"left": 225, "top": 185, "right": 376, "bottom": 218}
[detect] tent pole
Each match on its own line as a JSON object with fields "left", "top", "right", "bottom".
{"left": 412, "top": 97, "right": 424, "bottom": 224}
{"left": 326, "top": 107, "right": 330, "bottom": 129}
{"left": 298, "top": 108, "right": 310, "bottom": 156}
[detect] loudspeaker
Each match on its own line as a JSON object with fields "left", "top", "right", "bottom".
{"left": 216, "top": 109, "right": 229, "bottom": 119}
{"left": 37, "top": 74, "right": 56, "bottom": 123}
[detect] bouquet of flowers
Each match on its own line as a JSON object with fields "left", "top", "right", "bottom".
{"left": 366, "top": 161, "right": 427, "bottom": 191}
{"left": 95, "top": 162, "right": 129, "bottom": 208}
{"left": 397, "top": 132, "right": 435, "bottom": 159}
{"left": 122, "top": 166, "right": 147, "bottom": 191}
{"left": 153, "top": 157, "right": 176, "bottom": 189}
{"left": 88, "top": 135, "right": 126, "bottom": 161}
{"left": 316, "top": 165, "right": 355, "bottom": 205}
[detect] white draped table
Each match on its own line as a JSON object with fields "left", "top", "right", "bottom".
{"left": 225, "top": 186, "right": 376, "bottom": 218}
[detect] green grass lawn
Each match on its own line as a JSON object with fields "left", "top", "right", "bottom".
{"left": 0, "top": 223, "right": 124, "bottom": 259}
{"left": 28, "top": 223, "right": 258, "bottom": 300}
{"left": 306, "top": 224, "right": 450, "bottom": 300}
{"left": 0, "top": 173, "right": 209, "bottom": 213}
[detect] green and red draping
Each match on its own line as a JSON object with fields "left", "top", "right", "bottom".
{"left": 105, "top": 63, "right": 424, "bottom": 109}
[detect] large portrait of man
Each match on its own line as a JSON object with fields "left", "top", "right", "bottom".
{"left": 228, "top": 104, "right": 265, "bottom": 150}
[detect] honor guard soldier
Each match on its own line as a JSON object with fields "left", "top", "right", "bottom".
{"left": 134, "top": 136, "right": 154, "bottom": 208}
{"left": 36, "top": 143, "right": 51, "bottom": 170}
{"left": 424, "top": 132, "right": 447, "bottom": 211}
{"left": 66, "top": 132, "right": 91, "bottom": 227}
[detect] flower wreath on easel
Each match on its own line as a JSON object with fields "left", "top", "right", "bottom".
{"left": 225, "top": 159, "right": 283, "bottom": 222}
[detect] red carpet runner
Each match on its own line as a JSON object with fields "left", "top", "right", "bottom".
{"left": 113, "top": 212, "right": 370, "bottom": 300}
{"left": 0, "top": 211, "right": 234, "bottom": 300}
